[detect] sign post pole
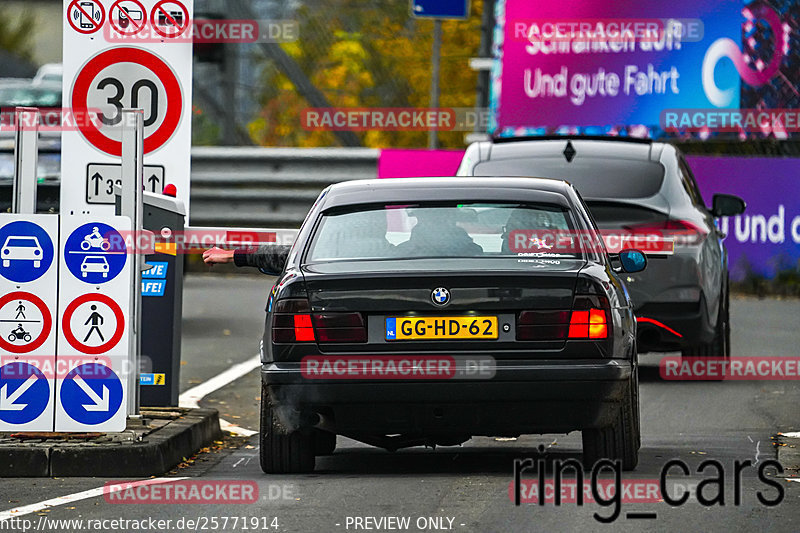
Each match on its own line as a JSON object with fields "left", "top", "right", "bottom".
{"left": 12, "top": 107, "right": 39, "bottom": 215}
{"left": 428, "top": 19, "right": 442, "bottom": 150}
{"left": 121, "top": 109, "right": 145, "bottom": 417}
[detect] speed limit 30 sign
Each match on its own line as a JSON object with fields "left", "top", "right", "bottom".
{"left": 71, "top": 47, "right": 182, "bottom": 156}
{"left": 61, "top": 0, "right": 193, "bottom": 215}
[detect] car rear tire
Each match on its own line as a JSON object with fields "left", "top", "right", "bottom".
{"left": 313, "top": 429, "right": 337, "bottom": 456}
{"left": 681, "top": 282, "right": 729, "bottom": 377}
{"left": 259, "top": 383, "right": 315, "bottom": 474}
{"left": 582, "top": 369, "right": 640, "bottom": 471}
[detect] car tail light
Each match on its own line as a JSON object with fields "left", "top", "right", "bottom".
{"left": 568, "top": 309, "right": 607, "bottom": 339}
{"left": 272, "top": 299, "right": 366, "bottom": 343}
{"left": 516, "top": 291, "right": 611, "bottom": 341}
{"left": 626, "top": 219, "right": 707, "bottom": 246}
{"left": 313, "top": 312, "right": 367, "bottom": 343}
{"left": 516, "top": 310, "right": 570, "bottom": 340}
{"left": 569, "top": 295, "right": 610, "bottom": 339}
{"left": 272, "top": 298, "right": 315, "bottom": 343}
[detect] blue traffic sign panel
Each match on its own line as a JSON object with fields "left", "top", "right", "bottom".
{"left": 0, "top": 221, "right": 55, "bottom": 283}
{"left": 0, "top": 362, "right": 49, "bottom": 425}
{"left": 63, "top": 222, "right": 127, "bottom": 283}
{"left": 60, "top": 363, "right": 123, "bottom": 425}
{"left": 411, "top": 0, "right": 469, "bottom": 18}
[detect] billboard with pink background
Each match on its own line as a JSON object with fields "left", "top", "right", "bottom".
{"left": 489, "top": 0, "right": 790, "bottom": 135}
{"left": 378, "top": 149, "right": 800, "bottom": 280}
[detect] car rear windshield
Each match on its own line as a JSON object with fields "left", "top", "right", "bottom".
{"left": 305, "top": 202, "right": 590, "bottom": 263}
{"left": 472, "top": 158, "right": 665, "bottom": 199}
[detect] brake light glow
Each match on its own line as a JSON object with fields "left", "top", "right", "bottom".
{"left": 626, "top": 219, "right": 707, "bottom": 246}
{"left": 272, "top": 299, "right": 366, "bottom": 343}
{"left": 293, "top": 314, "right": 315, "bottom": 341}
{"left": 568, "top": 309, "right": 608, "bottom": 339}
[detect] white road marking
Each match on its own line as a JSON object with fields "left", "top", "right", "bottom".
{"left": 179, "top": 353, "right": 260, "bottom": 437}
{"left": 0, "top": 356, "right": 262, "bottom": 521}
{"left": 0, "top": 477, "right": 188, "bottom": 521}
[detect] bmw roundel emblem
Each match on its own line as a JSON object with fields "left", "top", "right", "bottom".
{"left": 431, "top": 287, "right": 450, "bottom": 306}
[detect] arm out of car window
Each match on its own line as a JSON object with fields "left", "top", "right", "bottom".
{"left": 204, "top": 245, "right": 290, "bottom": 275}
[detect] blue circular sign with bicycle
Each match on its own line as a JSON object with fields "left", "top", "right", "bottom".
{"left": 0, "top": 221, "right": 55, "bottom": 283}
{"left": 64, "top": 222, "right": 127, "bottom": 283}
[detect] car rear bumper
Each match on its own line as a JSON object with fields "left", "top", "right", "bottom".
{"left": 263, "top": 359, "right": 632, "bottom": 435}
{"left": 635, "top": 299, "right": 713, "bottom": 351}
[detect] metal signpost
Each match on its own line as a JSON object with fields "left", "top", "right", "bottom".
{"left": 0, "top": 111, "right": 60, "bottom": 432}
{"left": 411, "top": 0, "right": 470, "bottom": 149}
{"left": 12, "top": 108, "right": 39, "bottom": 215}
{"left": 120, "top": 109, "right": 149, "bottom": 416}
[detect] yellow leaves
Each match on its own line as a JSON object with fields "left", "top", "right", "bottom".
{"left": 250, "top": 0, "right": 487, "bottom": 148}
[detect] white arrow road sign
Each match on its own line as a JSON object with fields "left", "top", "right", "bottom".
{"left": 0, "top": 375, "right": 37, "bottom": 411}
{"left": 73, "top": 374, "right": 109, "bottom": 412}
{"left": 0, "top": 359, "right": 54, "bottom": 432}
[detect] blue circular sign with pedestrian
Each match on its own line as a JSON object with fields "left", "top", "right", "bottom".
{"left": 0, "top": 221, "right": 55, "bottom": 283}
{"left": 63, "top": 222, "right": 127, "bottom": 283}
{"left": 60, "top": 363, "right": 123, "bottom": 425}
{"left": 0, "top": 362, "right": 49, "bottom": 425}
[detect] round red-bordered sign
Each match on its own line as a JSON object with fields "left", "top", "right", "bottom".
{"left": 71, "top": 47, "right": 183, "bottom": 156}
{"left": 67, "top": 0, "right": 106, "bottom": 35}
{"left": 150, "top": 0, "right": 190, "bottom": 38}
{"left": 109, "top": 0, "right": 147, "bottom": 36}
{"left": 0, "top": 292, "right": 52, "bottom": 354}
{"left": 61, "top": 294, "right": 125, "bottom": 355}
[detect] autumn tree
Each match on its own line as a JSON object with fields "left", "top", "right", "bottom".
{"left": 249, "top": 0, "right": 484, "bottom": 148}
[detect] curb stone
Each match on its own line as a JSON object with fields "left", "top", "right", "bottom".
{"left": 0, "top": 408, "right": 221, "bottom": 477}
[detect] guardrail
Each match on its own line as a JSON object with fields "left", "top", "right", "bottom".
{"left": 188, "top": 147, "right": 380, "bottom": 228}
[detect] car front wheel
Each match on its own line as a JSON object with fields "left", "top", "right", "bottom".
{"left": 259, "top": 382, "right": 315, "bottom": 474}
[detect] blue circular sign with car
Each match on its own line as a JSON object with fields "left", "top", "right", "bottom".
{"left": 0, "top": 221, "right": 55, "bottom": 283}
{"left": 63, "top": 222, "right": 127, "bottom": 283}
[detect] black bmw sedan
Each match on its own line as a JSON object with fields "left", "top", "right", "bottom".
{"left": 257, "top": 177, "right": 646, "bottom": 473}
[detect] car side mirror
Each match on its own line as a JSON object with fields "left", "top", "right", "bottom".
{"left": 712, "top": 194, "right": 746, "bottom": 217}
{"left": 618, "top": 249, "right": 647, "bottom": 273}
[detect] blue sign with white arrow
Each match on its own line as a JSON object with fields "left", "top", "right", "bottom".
{"left": 60, "top": 363, "right": 123, "bottom": 425}
{"left": 63, "top": 222, "right": 127, "bottom": 284}
{"left": 0, "top": 362, "right": 49, "bottom": 425}
{"left": 0, "top": 221, "right": 55, "bottom": 283}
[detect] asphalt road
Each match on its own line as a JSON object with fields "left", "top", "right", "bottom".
{"left": 2, "top": 273, "right": 800, "bottom": 533}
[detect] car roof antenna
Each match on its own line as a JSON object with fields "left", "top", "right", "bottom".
{"left": 563, "top": 140, "right": 577, "bottom": 163}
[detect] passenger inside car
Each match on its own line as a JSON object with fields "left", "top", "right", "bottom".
{"left": 395, "top": 208, "right": 483, "bottom": 257}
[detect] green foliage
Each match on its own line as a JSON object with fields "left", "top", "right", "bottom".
{"left": 192, "top": 105, "right": 222, "bottom": 146}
